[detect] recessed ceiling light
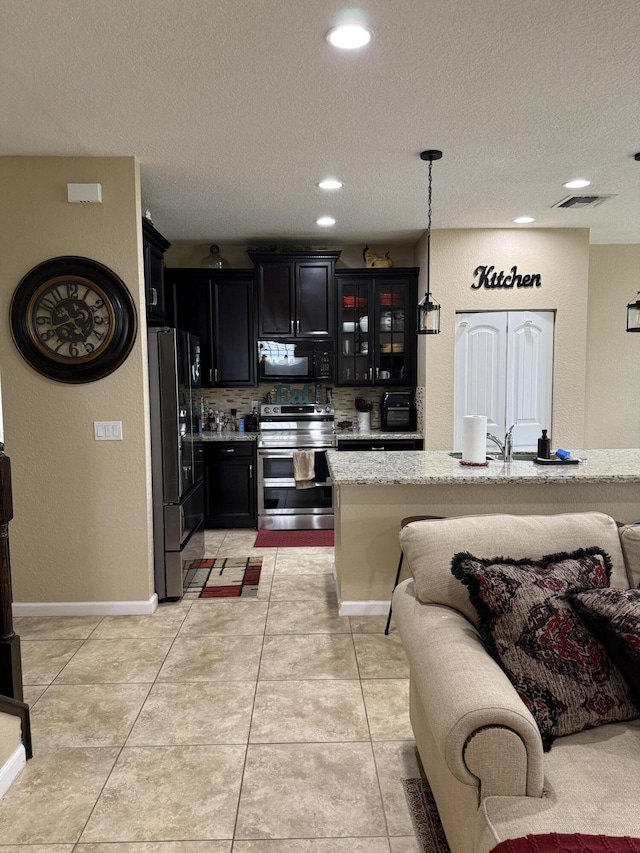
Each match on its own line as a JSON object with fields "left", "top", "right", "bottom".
{"left": 318, "top": 178, "right": 344, "bottom": 190}
{"left": 316, "top": 216, "right": 336, "bottom": 227}
{"left": 514, "top": 216, "right": 535, "bottom": 224}
{"left": 563, "top": 179, "right": 591, "bottom": 189}
{"left": 326, "top": 25, "right": 372, "bottom": 49}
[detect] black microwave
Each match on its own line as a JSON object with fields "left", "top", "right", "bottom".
{"left": 258, "top": 340, "right": 333, "bottom": 382}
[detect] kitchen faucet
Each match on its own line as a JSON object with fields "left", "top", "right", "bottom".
{"left": 486, "top": 422, "right": 518, "bottom": 462}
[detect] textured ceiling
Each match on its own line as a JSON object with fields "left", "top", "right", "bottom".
{"left": 1, "top": 0, "right": 639, "bottom": 245}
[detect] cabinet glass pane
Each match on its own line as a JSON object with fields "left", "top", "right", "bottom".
{"left": 378, "top": 284, "right": 407, "bottom": 382}
{"left": 340, "top": 281, "right": 370, "bottom": 384}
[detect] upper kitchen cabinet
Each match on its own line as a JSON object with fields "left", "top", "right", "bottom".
{"left": 249, "top": 250, "right": 341, "bottom": 338}
{"left": 166, "top": 269, "right": 257, "bottom": 387}
{"left": 142, "top": 218, "right": 171, "bottom": 325}
{"left": 335, "top": 268, "right": 419, "bottom": 387}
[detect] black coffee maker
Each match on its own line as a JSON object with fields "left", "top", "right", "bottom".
{"left": 380, "top": 392, "right": 417, "bottom": 431}
{"left": 244, "top": 409, "right": 259, "bottom": 432}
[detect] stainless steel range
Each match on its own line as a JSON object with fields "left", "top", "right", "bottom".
{"left": 257, "top": 403, "right": 336, "bottom": 530}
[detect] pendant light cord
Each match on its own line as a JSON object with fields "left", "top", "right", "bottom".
{"left": 425, "top": 157, "right": 433, "bottom": 300}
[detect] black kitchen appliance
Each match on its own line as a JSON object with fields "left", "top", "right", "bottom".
{"left": 380, "top": 391, "right": 417, "bottom": 431}
{"left": 258, "top": 339, "right": 333, "bottom": 382}
{"left": 148, "top": 327, "right": 204, "bottom": 600}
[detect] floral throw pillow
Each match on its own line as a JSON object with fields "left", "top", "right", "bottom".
{"left": 568, "top": 587, "right": 640, "bottom": 706}
{"left": 451, "top": 547, "right": 638, "bottom": 748}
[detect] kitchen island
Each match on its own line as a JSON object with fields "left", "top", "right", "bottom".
{"left": 327, "top": 449, "right": 640, "bottom": 615}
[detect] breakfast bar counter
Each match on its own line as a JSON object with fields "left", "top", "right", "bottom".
{"left": 326, "top": 449, "right": 640, "bottom": 614}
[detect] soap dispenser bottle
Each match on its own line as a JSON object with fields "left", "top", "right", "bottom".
{"left": 537, "top": 429, "right": 551, "bottom": 459}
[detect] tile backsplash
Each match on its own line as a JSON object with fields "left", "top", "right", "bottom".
{"left": 200, "top": 383, "right": 423, "bottom": 431}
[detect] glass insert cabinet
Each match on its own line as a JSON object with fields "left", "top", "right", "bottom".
{"left": 335, "top": 269, "right": 419, "bottom": 386}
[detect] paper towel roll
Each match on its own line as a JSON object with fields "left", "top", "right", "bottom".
{"left": 462, "top": 415, "right": 487, "bottom": 463}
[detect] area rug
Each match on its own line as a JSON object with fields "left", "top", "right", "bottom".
{"left": 253, "top": 530, "right": 334, "bottom": 547}
{"left": 182, "top": 557, "right": 262, "bottom": 600}
{"left": 491, "top": 835, "right": 640, "bottom": 852}
{"left": 402, "top": 777, "right": 450, "bottom": 853}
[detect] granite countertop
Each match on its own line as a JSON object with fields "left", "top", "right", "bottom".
{"left": 335, "top": 430, "right": 423, "bottom": 441}
{"left": 327, "top": 449, "right": 640, "bottom": 486}
{"left": 195, "top": 431, "right": 258, "bottom": 442}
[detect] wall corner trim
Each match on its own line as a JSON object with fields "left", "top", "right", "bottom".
{"left": 338, "top": 600, "right": 390, "bottom": 617}
{"left": 12, "top": 594, "right": 159, "bottom": 617}
{"left": 0, "top": 745, "right": 26, "bottom": 801}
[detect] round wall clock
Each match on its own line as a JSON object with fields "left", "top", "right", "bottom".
{"left": 10, "top": 256, "right": 138, "bottom": 383}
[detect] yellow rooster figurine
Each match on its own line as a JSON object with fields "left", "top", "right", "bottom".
{"left": 363, "top": 245, "right": 393, "bottom": 268}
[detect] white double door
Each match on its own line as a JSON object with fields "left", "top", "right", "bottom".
{"left": 454, "top": 311, "right": 554, "bottom": 452}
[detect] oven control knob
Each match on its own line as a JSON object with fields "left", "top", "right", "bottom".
{"left": 273, "top": 406, "right": 280, "bottom": 414}
{"left": 325, "top": 406, "right": 332, "bottom": 413}
{"left": 264, "top": 407, "right": 271, "bottom": 414}
{"left": 315, "top": 407, "right": 322, "bottom": 413}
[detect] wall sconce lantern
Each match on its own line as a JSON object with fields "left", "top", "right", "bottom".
{"left": 417, "top": 150, "right": 443, "bottom": 334}
{"left": 626, "top": 292, "right": 640, "bottom": 332}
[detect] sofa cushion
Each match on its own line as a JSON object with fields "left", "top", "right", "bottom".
{"left": 619, "top": 523, "right": 640, "bottom": 588}
{"left": 401, "top": 512, "right": 630, "bottom": 626}
{"left": 451, "top": 548, "right": 638, "bottom": 746}
{"left": 568, "top": 587, "right": 640, "bottom": 705}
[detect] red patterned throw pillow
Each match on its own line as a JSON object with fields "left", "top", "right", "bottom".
{"left": 568, "top": 587, "right": 640, "bottom": 705}
{"left": 451, "top": 548, "right": 638, "bottom": 747}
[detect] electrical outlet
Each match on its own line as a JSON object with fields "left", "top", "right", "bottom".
{"left": 94, "top": 421, "right": 123, "bottom": 440}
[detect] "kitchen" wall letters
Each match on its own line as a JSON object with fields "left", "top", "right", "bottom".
{"left": 472, "top": 265, "right": 541, "bottom": 290}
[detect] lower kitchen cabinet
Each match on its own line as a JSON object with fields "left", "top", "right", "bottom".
{"left": 204, "top": 441, "right": 257, "bottom": 528}
{"left": 337, "top": 438, "right": 424, "bottom": 451}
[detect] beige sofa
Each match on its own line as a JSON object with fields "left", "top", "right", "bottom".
{"left": 392, "top": 511, "right": 640, "bottom": 853}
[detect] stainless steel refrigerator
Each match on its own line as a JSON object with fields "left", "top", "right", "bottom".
{"left": 148, "top": 327, "right": 204, "bottom": 600}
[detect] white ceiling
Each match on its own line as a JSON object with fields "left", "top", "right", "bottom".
{"left": 2, "top": 0, "right": 639, "bottom": 246}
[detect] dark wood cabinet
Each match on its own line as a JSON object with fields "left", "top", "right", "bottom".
{"left": 142, "top": 219, "right": 171, "bottom": 325}
{"left": 204, "top": 442, "right": 257, "bottom": 528}
{"left": 335, "top": 268, "right": 419, "bottom": 387}
{"left": 249, "top": 250, "right": 340, "bottom": 338}
{"left": 166, "top": 269, "right": 257, "bottom": 387}
{"left": 337, "top": 438, "right": 423, "bottom": 451}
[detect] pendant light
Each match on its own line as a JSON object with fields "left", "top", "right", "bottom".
{"left": 626, "top": 292, "right": 640, "bottom": 332}
{"left": 417, "top": 150, "right": 443, "bottom": 334}
{"left": 626, "top": 153, "right": 640, "bottom": 332}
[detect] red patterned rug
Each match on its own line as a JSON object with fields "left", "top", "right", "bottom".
{"left": 182, "top": 557, "right": 262, "bottom": 599}
{"left": 491, "top": 836, "right": 640, "bottom": 852}
{"left": 253, "top": 530, "right": 334, "bottom": 548}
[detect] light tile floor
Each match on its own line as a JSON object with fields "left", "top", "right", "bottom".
{"left": 2, "top": 530, "right": 421, "bottom": 852}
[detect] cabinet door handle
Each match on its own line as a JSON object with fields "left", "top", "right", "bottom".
{"left": 375, "top": 368, "right": 379, "bottom": 379}
{"left": 249, "top": 464, "right": 253, "bottom": 478}
{"left": 150, "top": 287, "right": 158, "bottom": 306}
{"left": 296, "top": 320, "right": 300, "bottom": 334}
{"left": 221, "top": 448, "right": 235, "bottom": 454}
{"left": 214, "top": 368, "right": 218, "bottom": 383}
{"left": 290, "top": 320, "right": 295, "bottom": 334}
{"left": 369, "top": 367, "right": 373, "bottom": 380}
{"left": 209, "top": 369, "right": 213, "bottom": 383}
{"left": 371, "top": 446, "right": 386, "bottom": 451}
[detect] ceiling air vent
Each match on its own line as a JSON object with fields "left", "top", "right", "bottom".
{"left": 552, "top": 194, "right": 616, "bottom": 210}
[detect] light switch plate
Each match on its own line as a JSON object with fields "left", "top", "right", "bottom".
{"left": 94, "top": 421, "right": 123, "bottom": 440}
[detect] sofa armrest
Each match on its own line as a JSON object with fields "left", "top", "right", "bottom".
{"left": 393, "top": 578, "right": 545, "bottom": 798}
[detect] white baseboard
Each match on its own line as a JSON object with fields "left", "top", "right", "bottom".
{"left": 13, "top": 594, "right": 159, "bottom": 618}
{"left": 0, "top": 745, "right": 26, "bottom": 800}
{"left": 339, "top": 600, "right": 390, "bottom": 617}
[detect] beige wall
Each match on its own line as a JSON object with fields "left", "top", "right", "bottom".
{"left": 415, "top": 228, "right": 590, "bottom": 450}
{"left": 0, "top": 157, "right": 154, "bottom": 604}
{"left": 585, "top": 245, "right": 640, "bottom": 448}
{"left": 165, "top": 242, "right": 417, "bottom": 270}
